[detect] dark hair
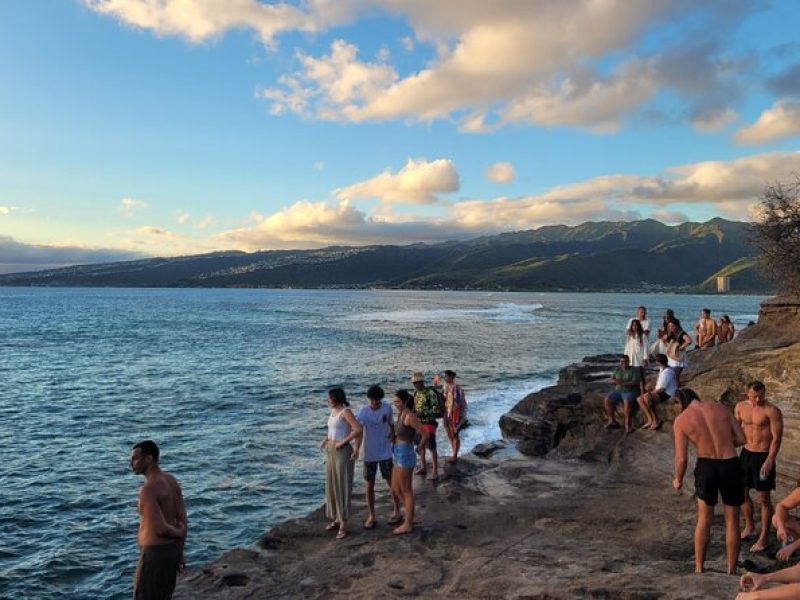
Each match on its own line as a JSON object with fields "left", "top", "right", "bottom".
{"left": 133, "top": 440, "right": 160, "bottom": 462}
{"left": 328, "top": 387, "right": 349, "bottom": 407}
{"left": 702, "top": 308, "right": 711, "bottom": 316}
{"left": 674, "top": 388, "right": 699, "bottom": 410}
{"left": 366, "top": 384, "right": 385, "bottom": 401}
{"left": 619, "top": 354, "right": 630, "bottom": 362}
{"left": 394, "top": 389, "right": 414, "bottom": 410}
{"left": 637, "top": 305, "right": 647, "bottom": 313}
{"left": 629, "top": 318, "right": 643, "bottom": 340}
{"left": 443, "top": 369, "right": 456, "bottom": 378}
{"left": 655, "top": 353, "right": 668, "bottom": 366}
{"left": 748, "top": 381, "right": 766, "bottom": 394}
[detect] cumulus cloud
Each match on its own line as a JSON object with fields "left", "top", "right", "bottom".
{"left": 218, "top": 150, "right": 800, "bottom": 249}
{"left": 85, "top": 0, "right": 313, "bottom": 46}
{"left": 335, "top": 158, "right": 459, "bottom": 205}
{"left": 486, "top": 162, "right": 515, "bottom": 184}
{"left": 735, "top": 101, "right": 800, "bottom": 144}
{"left": 119, "top": 197, "right": 148, "bottom": 218}
{"left": 0, "top": 235, "right": 146, "bottom": 275}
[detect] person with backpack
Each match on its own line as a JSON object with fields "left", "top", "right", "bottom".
{"left": 411, "top": 371, "right": 442, "bottom": 481}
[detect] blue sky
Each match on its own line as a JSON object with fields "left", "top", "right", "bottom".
{"left": 1, "top": 0, "right": 800, "bottom": 272}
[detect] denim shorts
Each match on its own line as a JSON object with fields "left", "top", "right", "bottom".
{"left": 607, "top": 389, "right": 638, "bottom": 404}
{"left": 393, "top": 442, "right": 417, "bottom": 469}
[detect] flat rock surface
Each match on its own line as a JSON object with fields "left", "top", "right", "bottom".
{"left": 174, "top": 429, "right": 781, "bottom": 599}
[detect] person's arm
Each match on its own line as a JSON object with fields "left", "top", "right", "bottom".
{"left": 141, "top": 488, "right": 185, "bottom": 539}
{"left": 678, "top": 332, "right": 692, "bottom": 351}
{"left": 774, "top": 488, "right": 800, "bottom": 541}
{"left": 172, "top": 478, "right": 188, "bottom": 571}
{"left": 731, "top": 412, "right": 747, "bottom": 448}
{"left": 673, "top": 419, "right": 688, "bottom": 491}
{"left": 407, "top": 412, "right": 429, "bottom": 451}
{"left": 352, "top": 410, "right": 364, "bottom": 458}
{"left": 337, "top": 409, "right": 363, "bottom": 458}
{"left": 762, "top": 407, "right": 784, "bottom": 477}
{"left": 739, "top": 563, "right": 800, "bottom": 596}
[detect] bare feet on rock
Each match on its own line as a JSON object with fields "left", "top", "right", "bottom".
{"left": 749, "top": 539, "right": 768, "bottom": 553}
{"left": 393, "top": 523, "right": 413, "bottom": 535}
{"left": 740, "top": 526, "right": 755, "bottom": 540}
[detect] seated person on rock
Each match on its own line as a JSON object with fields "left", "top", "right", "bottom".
{"left": 771, "top": 485, "right": 800, "bottom": 562}
{"left": 604, "top": 354, "right": 642, "bottom": 434}
{"left": 737, "top": 563, "right": 800, "bottom": 600}
{"left": 636, "top": 353, "right": 678, "bottom": 430}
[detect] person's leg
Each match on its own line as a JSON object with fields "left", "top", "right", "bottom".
{"left": 751, "top": 491, "right": 773, "bottom": 552}
{"left": 364, "top": 476, "right": 376, "bottom": 527}
{"left": 623, "top": 399, "right": 634, "bottom": 433}
{"left": 724, "top": 504, "right": 742, "bottom": 574}
{"left": 637, "top": 393, "right": 654, "bottom": 428}
{"left": 741, "top": 489, "right": 755, "bottom": 539}
{"left": 695, "top": 501, "right": 714, "bottom": 573}
{"left": 453, "top": 429, "right": 461, "bottom": 460}
{"left": 417, "top": 443, "right": 427, "bottom": 475}
{"left": 604, "top": 396, "right": 617, "bottom": 427}
{"left": 394, "top": 469, "right": 415, "bottom": 534}
{"left": 429, "top": 447, "right": 439, "bottom": 479}
{"left": 444, "top": 419, "right": 456, "bottom": 462}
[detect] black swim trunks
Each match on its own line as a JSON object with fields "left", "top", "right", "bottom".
{"left": 134, "top": 541, "right": 181, "bottom": 600}
{"left": 694, "top": 457, "right": 745, "bottom": 506}
{"left": 363, "top": 458, "right": 393, "bottom": 482}
{"left": 740, "top": 447, "right": 776, "bottom": 492}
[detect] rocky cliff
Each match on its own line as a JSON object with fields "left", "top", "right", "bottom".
{"left": 173, "top": 296, "right": 800, "bottom": 599}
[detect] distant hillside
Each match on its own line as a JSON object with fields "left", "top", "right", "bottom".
{"left": 0, "top": 218, "right": 773, "bottom": 292}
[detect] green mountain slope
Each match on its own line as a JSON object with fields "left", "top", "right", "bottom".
{"left": 0, "top": 218, "right": 772, "bottom": 292}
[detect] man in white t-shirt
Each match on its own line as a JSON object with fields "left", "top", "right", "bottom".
{"left": 354, "top": 385, "right": 400, "bottom": 529}
{"left": 626, "top": 305, "right": 651, "bottom": 347}
{"left": 637, "top": 353, "right": 678, "bottom": 430}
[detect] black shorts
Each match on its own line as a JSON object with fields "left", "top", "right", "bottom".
{"left": 694, "top": 457, "right": 745, "bottom": 506}
{"left": 363, "top": 459, "right": 392, "bottom": 482}
{"left": 656, "top": 391, "right": 670, "bottom": 403}
{"left": 740, "top": 448, "right": 776, "bottom": 492}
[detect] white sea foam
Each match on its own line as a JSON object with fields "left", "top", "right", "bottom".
{"left": 344, "top": 302, "right": 545, "bottom": 324}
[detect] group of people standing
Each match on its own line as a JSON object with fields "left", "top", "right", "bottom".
{"left": 320, "top": 370, "right": 468, "bottom": 541}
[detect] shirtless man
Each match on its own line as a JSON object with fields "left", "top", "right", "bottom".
{"left": 735, "top": 381, "right": 783, "bottom": 553}
{"left": 673, "top": 388, "right": 746, "bottom": 574}
{"left": 131, "top": 440, "right": 187, "bottom": 600}
{"left": 695, "top": 308, "right": 717, "bottom": 349}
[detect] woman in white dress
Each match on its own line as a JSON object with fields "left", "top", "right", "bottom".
{"left": 624, "top": 318, "right": 648, "bottom": 367}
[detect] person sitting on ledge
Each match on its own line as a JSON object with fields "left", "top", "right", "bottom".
{"left": 636, "top": 353, "right": 677, "bottom": 430}
{"left": 737, "top": 564, "right": 800, "bottom": 599}
{"left": 771, "top": 484, "right": 800, "bottom": 562}
{"left": 604, "top": 354, "right": 642, "bottom": 434}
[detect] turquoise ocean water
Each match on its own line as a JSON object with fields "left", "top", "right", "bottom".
{"left": 0, "top": 288, "right": 764, "bottom": 599}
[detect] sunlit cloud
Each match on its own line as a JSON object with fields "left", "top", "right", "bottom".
{"left": 177, "top": 211, "right": 190, "bottom": 225}
{"left": 735, "top": 100, "right": 800, "bottom": 144}
{"left": 651, "top": 209, "right": 690, "bottom": 224}
{"left": 335, "top": 158, "right": 459, "bottom": 205}
{"left": 0, "top": 206, "right": 18, "bottom": 215}
{"left": 119, "top": 197, "right": 148, "bottom": 218}
{"left": 485, "top": 162, "right": 515, "bottom": 184}
{"left": 194, "top": 215, "right": 216, "bottom": 229}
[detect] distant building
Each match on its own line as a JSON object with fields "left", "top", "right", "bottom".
{"left": 717, "top": 276, "right": 730, "bottom": 293}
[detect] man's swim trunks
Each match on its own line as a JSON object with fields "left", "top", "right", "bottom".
{"left": 134, "top": 541, "right": 181, "bottom": 600}
{"left": 694, "top": 457, "right": 745, "bottom": 506}
{"left": 363, "top": 458, "right": 393, "bottom": 482}
{"left": 740, "top": 447, "right": 777, "bottom": 492}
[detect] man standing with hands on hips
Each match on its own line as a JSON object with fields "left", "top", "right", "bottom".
{"left": 735, "top": 381, "right": 783, "bottom": 553}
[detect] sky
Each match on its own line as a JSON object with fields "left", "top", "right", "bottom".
{"left": 1, "top": 0, "right": 800, "bottom": 273}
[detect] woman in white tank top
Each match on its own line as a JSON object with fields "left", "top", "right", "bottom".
{"left": 319, "top": 387, "right": 362, "bottom": 539}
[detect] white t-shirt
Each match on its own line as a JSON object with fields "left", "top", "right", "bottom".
{"left": 655, "top": 367, "right": 678, "bottom": 396}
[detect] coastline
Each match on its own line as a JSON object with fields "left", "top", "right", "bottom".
{"left": 173, "top": 295, "right": 800, "bottom": 599}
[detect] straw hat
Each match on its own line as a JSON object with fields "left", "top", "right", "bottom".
{"left": 410, "top": 371, "right": 424, "bottom": 383}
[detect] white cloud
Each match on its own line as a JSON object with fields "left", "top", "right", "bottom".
{"left": 177, "top": 211, "right": 190, "bottom": 225}
{"left": 735, "top": 101, "right": 800, "bottom": 145}
{"left": 486, "top": 162, "right": 515, "bottom": 184}
{"left": 134, "top": 225, "right": 182, "bottom": 240}
{"left": 0, "top": 206, "right": 18, "bottom": 215}
{"left": 335, "top": 158, "right": 459, "bottom": 205}
{"left": 314, "top": 161, "right": 326, "bottom": 171}
{"left": 85, "top": 0, "right": 312, "bottom": 46}
{"left": 219, "top": 150, "right": 800, "bottom": 249}
{"left": 400, "top": 36, "right": 414, "bottom": 52}
{"left": 194, "top": 215, "right": 216, "bottom": 229}
{"left": 119, "top": 197, "right": 148, "bottom": 218}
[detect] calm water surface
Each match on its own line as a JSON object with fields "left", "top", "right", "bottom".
{"left": 0, "top": 288, "right": 764, "bottom": 599}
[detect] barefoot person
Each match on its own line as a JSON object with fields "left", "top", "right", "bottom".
{"left": 603, "top": 355, "right": 642, "bottom": 434}
{"left": 355, "top": 385, "right": 400, "bottom": 529}
{"left": 636, "top": 353, "right": 677, "bottom": 430}
{"left": 665, "top": 319, "right": 692, "bottom": 383}
{"left": 320, "top": 387, "right": 362, "bottom": 540}
{"left": 735, "top": 381, "right": 783, "bottom": 553}
{"left": 737, "top": 563, "right": 800, "bottom": 600}
{"left": 390, "top": 389, "right": 429, "bottom": 534}
{"left": 411, "top": 372, "right": 442, "bottom": 480}
{"left": 673, "top": 388, "right": 746, "bottom": 574}
{"left": 442, "top": 370, "right": 467, "bottom": 463}
{"left": 130, "top": 440, "right": 187, "bottom": 600}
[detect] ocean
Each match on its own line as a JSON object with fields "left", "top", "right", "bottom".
{"left": 0, "top": 288, "right": 764, "bottom": 599}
